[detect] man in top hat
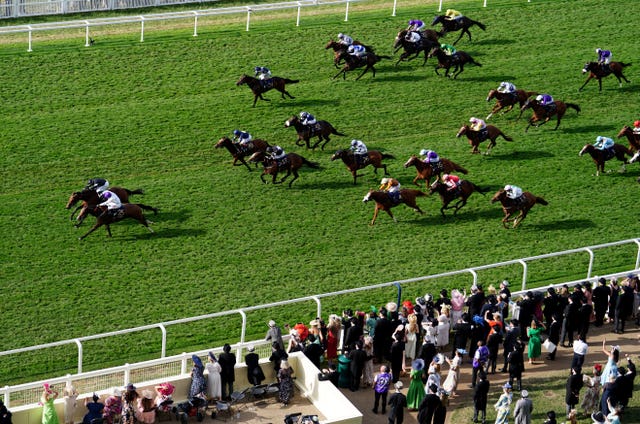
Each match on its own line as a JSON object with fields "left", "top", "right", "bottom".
{"left": 387, "top": 381, "right": 407, "bottom": 424}
{"left": 592, "top": 278, "right": 610, "bottom": 327}
{"left": 513, "top": 389, "right": 533, "bottom": 424}
{"left": 543, "top": 411, "right": 557, "bottom": 424}
{"left": 265, "top": 320, "right": 285, "bottom": 351}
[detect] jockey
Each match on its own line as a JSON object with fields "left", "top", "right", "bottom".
{"left": 254, "top": 66, "right": 272, "bottom": 80}
{"left": 98, "top": 190, "right": 122, "bottom": 217}
{"left": 380, "top": 177, "right": 401, "bottom": 202}
{"left": 299, "top": 111, "right": 317, "bottom": 127}
{"left": 469, "top": 117, "right": 486, "bottom": 132}
{"left": 407, "top": 19, "right": 425, "bottom": 32}
{"left": 442, "top": 174, "right": 460, "bottom": 191}
{"left": 420, "top": 149, "right": 440, "bottom": 165}
{"left": 266, "top": 145, "right": 286, "bottom": 161}
{"left": 347, "top": 44, "right": 367, "bottom": 58}
{"left": 85, "top": 178, "right": 109, "bottom": 194}
{"left": 444, "top": 9, "right": 463, "bottom": 21}
{"left": 232, "top": 129, "right": 253, "bottom": 146}
{"left": 595, "top": 48, "right": 612, "bottom": 65}
{"left": 504, "top": 184, "right": 523, "bottom": 200}
{"left": 337, "top": 33, "right": 353, "bottom": 46}
{"left": 350, "top": 139, "right": 368, "bottom": 164}
{"left": 405, "top": 31, "right": 422, "bottom": 44}
{"left": 536, "top": 94, "right": 554, "bottom": 107}
{"left": 633, "top": 120, "right": 640, "bottom": 136}
{"left": 440, "top": 43, "right": 457, "bottom": 56}
{"left": 497, "top": 81, "right": 516, "bottom": 94}
{"left": 593, "top": 136, "right": 614, "bottom": 150}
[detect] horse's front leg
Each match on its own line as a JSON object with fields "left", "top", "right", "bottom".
{"left": 78, "top": 222, "right": 102, "bottom": 240}
{"left": 513, "top": 211, "right": 527, "bottom": 228}
{"left": 453, "top": 199, "right": 467, "bottom": 215}
{"left": 105, "top": 224, "right": 112, "bottom": 238}
{"left": 579, "top": 76, "right": 593, "bottom": 92}
{"left": 279, "top": 169, "right": 292, "bottom": 183}
{"left": 502, "top": 213, "right": 513, "bottom": 229}
{"left": 370, "top": 205, "right": 380, "bottom": 225}
{"left": 355, "top": 66, "right": 370, "bottom": 81}
{"left": 260, "top": 172, "right": 268, "bottom": 184}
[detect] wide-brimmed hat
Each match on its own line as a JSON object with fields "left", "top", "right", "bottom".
{"left": 412, "top": 359, "right": 425, "bottom": 371}
{"left": 434, "top": 354, "right": 444, "bottom": 365}
{"left": 142, "top": 390, "right": 154, "bottom": 400}
{"left": 155, "top": 383, "right": 174, "bottom": 396}
{"left": 386, "top": 302, "right": 398, "bottom": 312}
{"left": 591, "top": 411, "right": 605, "bottom": 424}
{"left": 268, "top": 320, "right": 276, "bottom": 327}
{"left": 502, "top": 383, "right": 512, "bottom": 390}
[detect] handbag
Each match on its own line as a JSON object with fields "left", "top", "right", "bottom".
{"left": 542, "top": 339, "right": 556, "bottom": 352}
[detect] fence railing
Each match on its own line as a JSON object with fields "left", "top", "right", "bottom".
{"left": 1, "top": 237, "right": 638, "bottom": 406}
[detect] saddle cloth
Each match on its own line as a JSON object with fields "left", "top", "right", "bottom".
{"left": 275, "top": 156, "right": 290, "bottom": 168}
{"left": 259, "top": 78, "right": 274, "bottom": 90}
{"left": 430, "top": 161, "right": 444, "bottom": 174}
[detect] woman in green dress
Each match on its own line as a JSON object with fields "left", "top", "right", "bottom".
{"left": 526, "top": 319, "right": 545, "bottom": 365}
{"left": 406, "top": 359, "right": 425, "bottom": 410}
{"left": 41, "top": 384, "right": 60, "bottom": 424}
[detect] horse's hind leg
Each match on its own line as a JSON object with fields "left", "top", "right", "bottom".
{"left": 288, "top": 171, "right": 299, "bottom": 188}
{"left": 453, "top": 31, "right": 465, "bottom": 45}
{"left": 355, "top": 66, "right": 369, "bottom": 81}
{"left": 78, "top": 222, "right": 103, "bottom": 240}
{"left": 280, "top": 89, "right": 295, "bottom": 100}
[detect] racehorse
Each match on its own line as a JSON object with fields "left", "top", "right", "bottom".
{"left": 66, "top": 188, "right": 157, "bottom": 228}
{"left": 431, "top": 15, "right": 486, "bottom": 45}
{"left": 520, "top": 99, "right": 581, "bottom": 132}
{"left": 78, "top": 203, "right": 154, "bottom": 240}
{"left": 456, "top": 124, "right": 513, "bottom": 154}
{"left": 579, "top": 61, "right": 631, "bottom": 92}
{"left": 485, "top": 89, "right": 538, "bottom": 120}
{"left": 333, "top": 51, "right": 391, "bottom": 80}
{"left": 429, "top": 180, "right": 488, "bottom": 217}
{"left": 236, "top": 74, "right": 299, "bottom": 107}
{"left": 362, "top": 189, "right": 427, "bottom": 225}
{"left": 491, "top": 189, "right": 548, "bottom": 229}
{"left": 284, "top": 116, "right": 345, "bottom": 150}
{"left": 579, "top": 143, "right": 631, "bottom": 176}
{"left": 403, "top": 155, "right": 468, "bottom": 188}
{"left": 325, "top": 39, "right": 374, "bottom": 68}
{"left": 215, "top": 136, "right": 270, "bottom": 170}
{"left": 330, "top": 149, "right": 395, "bottom": 185}
{"left": 248, "top": 151, "right": 320, "bottom": 188}
{"left": 428, "top": 47, "right": 481, "bottom": 79}
{"left": 393, "top": 30, "right": 439, "bottom": 66}
{"left": 616, "top": 125, "right": 640, "bottom": 152}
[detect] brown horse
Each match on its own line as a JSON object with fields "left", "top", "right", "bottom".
{"left": 491, "top": 189, "right": 548, "bottom": 229}
{"left": 579, "top": 61, "right": 631, "bottom": 92}
{"left": 431, "top": 15, "right": 486, "bottom": 45}
{"left": 485, "top": 89, "right": 538, "bottom": 120}
{"left": 78, "top": 203, "right": 154, "bottom": 240}
{"left": 236, "top": 75, "right": 299, "bottom": 107}
{"left": 393, "top": 30, "right": 439, "bottom": 66}
{"left": 331, "top": 149, "right": 395, "bottom": 184}
{"left": 456, "top": 124, "right": 513, "bottom": 154}
{"left": 617, "top": 125, "right": 640, "bottom": 152}
{"left": 214, "top": 136, "right": 270, "bottom": 171}
{"left": 403, "top": 155, "right": 468, "bottom": 188}
{"left": 333, "top": 51, "right": 391, "bottom": 80}
{"left": 248, "top": 151, "right": 319, "bottom": 187}
{"left": 428, "top": 47, "right": 481, "bottom": 79}
{"left": 362, "top": 189, "right": 427, "bottom": 225}
{"left": 66, "top": 188, "right": 157, "bottom": 228}
{"left": 429, "top": 180, "right": 488, "bottom": 217}
{"left": 325, "top": 39, "right": 374, "bottom": 68}
{"left": 521, "top": 99, "right": 581, "bottom": 132}
{"left": 284, "top": 116, "right": 345, "bottom": 150}
{"left": 579, "top": 143, "right": 631, "bottom": 176}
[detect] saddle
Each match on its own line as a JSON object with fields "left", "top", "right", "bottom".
{"left": 308, "top": 123, "right": 322, "bottom": 137}
{"left": 602, "top": 148, "right": 616, "bottom": 161}
{"left": 356, "top": 154, "right": 369, "bottom": 166}
{"left": 475, "top": 128, "right": 488, "bottom": 142}
{"left": 543, "top": 103, "right": 557, "bottom": 114}
{"left": 275, "top": 156, "right": 290, "bottom": 168}
{"left": 388, "top": 191, "right": 401, "bottom": 205}
{"left": 600, "top": 64, "right": 612, "bottom": 76}
{"left": 259, "top": 78, "right": 274, "bottom": 90}
{"left": 430, "top": 161, "right": 444, "bottom": 174}
{"left": 237, "top": 142, "right": 254, "bottom": 154}
{"left": 108, "top": 207, "right": 126, "bottom": 219}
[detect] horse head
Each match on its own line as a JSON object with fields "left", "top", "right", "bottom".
{"left": 617, "top": 125, "right": 631, "bottom": 139}
{"left": 578, "top": 144, "right": 592, "bottom": 157}
{"left": 403, "top": 155, "right": 418, "bottom": 168}
{"left": 490, "top": 189, "right": 506, "bottom": 203}
{"left": 362, "top": 190, "right": 373, "bottom": 203}
{"left": 66, "top": 192, "right": 82, "bottom": 209}
{"left": 455, "top": 125, "right": 468, "bottom": 138}
{"left": 582, "top": 62, "right": 595, "bottom": 74}
{"left": 330, "top": 150, "right": 346, "bottom": 161}
{"left": 431, "top": 15, "right": 443, "bottom": 26}
{"left": 394, "top": 30, "right": 407, "bottom": 48}
{"left": 214, "top": 137, "right": 231, "bottom": 149}
{"left": 236, "top": 75, "right": 249, "bottom": 86}
{"left": 284, "top": 116, "right": 298, "bottom": 128}
{"left": 486, "top": 89, "right": 497, "bottom": 102}
{"left": 428, "top": 180, "right": 444, "bottom": 194}
{"left": 325, "top": 40, "right": 335, "bottom": 50}
{"left": 521, "top": 99, "right": 535, "bottom": 111}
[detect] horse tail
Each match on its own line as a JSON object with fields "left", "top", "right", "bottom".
{"left": 470, "top": 19, "right": 486, "bottom": 31}
{"left": 471, "top": 57, "right": 482, "bottom": 67}
{"left": 566, "top": 103, "right": 581, "bottom": 114}
{"left": 620, "top": 62, "right": 632, "bottom": 68}
{"left": 134, "top": 203, "right": 159, "bottom": 214}
{"left": 283, "top": 79, "right": 300, "bottom": 84}
{"left": 376, "top": 55, "right": 393, "bottom": 60}
{"left": 473, "top": 184, "right": 490, "bottom": 195}
{"left": 124, "top": 188, "right": 144, "bottom": 195}
{"left": 302, "top": 158, "right": 321, "bottom": 169}
{"left": 535, "top": 197, "right": 548, "bottom": 206}
{"left": 381, "top": 153, "right": 395, "bottom": 159}
{"left": 500, "top": 132, "right": 514, "bottom": 142}
{"left": 330, "top": 125, "right": 346, "bottom": 136}
{"left": 451, "top": 161, "right": 468, "bottom": 174}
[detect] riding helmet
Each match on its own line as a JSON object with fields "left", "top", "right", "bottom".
{"left": 469, "top": 117, "right": 478, "bottom": 123}
{"left": 635, "top": 120, "right": 640, "bottom": 127}
{"left": 535, "top": 95, "right": 543, "bottom": 101}
{"left": 351, "top": 139, "right": 359, "bottom": 146}
{"left": 299, "top": 111, "right": 308, "bottom": 119}
{"left": 233, "top": 129, "right": 241, "bottom": 136}
{"left": 338, "top": 33, "right": 344, "bottom": 39}
{"left": 504, "top": 184, "right": 512, "bottom": 191}
{"left": 596, "top": 136, "right": 604, "bottom": 142}
{"left": 419, "top": 149, "right": 429, "bottom": 156}
{"left": 254, "top": 66, "right": 261, "bottom": 72}
{"left": 595, "top": 48, "right": 601, "bottom": 54}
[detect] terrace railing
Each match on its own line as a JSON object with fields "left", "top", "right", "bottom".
{"left": 1, "top": 237, "right": 639, "bottom": 408}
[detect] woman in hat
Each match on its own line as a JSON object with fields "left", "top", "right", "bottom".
{"left": 435, "top": 306, "right": 451, "bottom": 350}
{"left": 580, "top": 364, "right": 602, "bottom": 415}
{"left": 62, "top": 383, "right": 79, "bottom": 424}
{"left": 362, "top": 336, "right": 375, "bottom": 387}
{"left": 82, "top": 393, "right": 104, "bottom": 424}
{"left": 450, "top": 289, "right": 466, "bottom": 325}
{"left": 205, "top": 352, "right": 221, "bottom": 401}
{"left": 526, "top": 319, "right": 545, "bottom": 365}
{"left": 442, "top": 349, "right": 463, "bottom": 397}
{"left": 120, "top": 385, "right": 138, "bottom": 424}
{"left": 41, "top": 384, "right": 60, "bottom": 424}
{"left": 154, "top": 383, "right": 174, "bottom": 413}
{"left": 406, "top": 359, "right": 425, "bottom": 410}
{"left": 278, "top": 360, "right": 294, "bottom": 406}
{"left": 493, "top": 383, "right": 513, "bottom": 424}
{"left": 599, "top": 339, "right": 619, "bottom": 386}
{"left": 102, "top": 388, "right": 122, "bottom": 424}
{"left": 404, "top": 314, "right": 420, "bottom": 369}
{"left": 135, "top": 390, "right": 156, "bottom": 424}
{"left": 189, "top": 355, "right": 207, "bottom": 399}
{"left": 325, "top": 314, "right": 341, "bottom": 367}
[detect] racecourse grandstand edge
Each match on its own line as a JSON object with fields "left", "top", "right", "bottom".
{"left": 0, "top": 238, "right": 638, "bottom": 409}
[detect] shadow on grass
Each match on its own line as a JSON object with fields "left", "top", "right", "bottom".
{"left": 529, "top": 218, "right": 594, "bottom": 231}
{"left": 119, "top": 227, "right": 207, "bottom": 241}
{"left": 486, "top": 150, "right": 555, "bottom": 160}
{"left": 478, "top": 38, "right": 517, "bottom": 47}
{"left": 272, "top": 98, "right": 336, "bottom": 108}
{"left": 373, "top": 72, "right": 430, "bottom": 82}
{"left": 294, "top": 180, "right": 369, "bottom": 190}
{"left": 562, "top": 124, "right": 615, "bottom": 134}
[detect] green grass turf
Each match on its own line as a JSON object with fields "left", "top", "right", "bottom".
{"left": 1, "top": 0, "right": 639, "bottom": 384}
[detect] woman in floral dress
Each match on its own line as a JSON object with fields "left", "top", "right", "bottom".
{"left": 581, "top": 364, "right": 602, "bottom": 414}
{"left": 494, "top": 383, "right": 513, "bottom": 424}
{"left": 189, "top": 355, "right": 207, "bottom": 398}
{"left": 278, "top": 361, "right": 294, "bottom": 406}
{"left": 362, "top": 336, "right": 375, "bottom": 387}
